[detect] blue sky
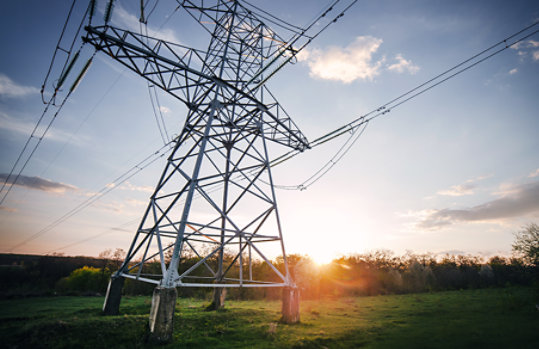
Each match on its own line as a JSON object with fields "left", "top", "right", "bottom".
{"left": 0, "top": 0, "right": 538, "bottom": 263}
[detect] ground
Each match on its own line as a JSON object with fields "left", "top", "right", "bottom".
{"left": 0, "top": 287, "right": 538, "bottom": 348}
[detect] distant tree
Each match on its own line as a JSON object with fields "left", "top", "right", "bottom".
{"left": 512, "top": 223, "right": 539, "bottom": 266}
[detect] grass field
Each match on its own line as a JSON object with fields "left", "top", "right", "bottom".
{"left": 0, "top": 286, "right": 537, "bottom": 348}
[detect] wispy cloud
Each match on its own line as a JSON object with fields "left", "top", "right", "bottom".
{"left": 387, "top": 54, "right": 419, "bottom": 74}
{"left": 94, "top": 198, "right": 144, "bottom": 216}
{"left": 0, "top": 112, "right": 89, "bottom": 145}
{"left": 120, "top": 181, "right": 154, "bottom": 193}
{"left": 159, "top": 106, "right": 171, "bottom": 114}
{"left": 300, "top": 36, "right": 385, "bottom": 83}
{"left": 0, "top": 205, "right": 18, "bottom": 213}
{"left": 437, "top": 183, "right": 476, "bottom": 197}
{"left": 113, "top": 5, "right": 180, "bottom": 43}
{"left": 528, "top": 168, "right": 539, "bottom": 178}
{"left": 508, "top": 68, "right": 518, "bottom": 75}
{"left": 0, "top": 173, "right": 77, "bottom": 194}
{"left": 417, "top": 181, "right": 539, "bottom": 230}
{"left": 437, "top": 175, "right": 489, "bottom": 197}
{"left": 0, "top": 74, "right": 39, "bottom": 98}
{"left": 0, "top": 112, "right": 34, "bottom": 135}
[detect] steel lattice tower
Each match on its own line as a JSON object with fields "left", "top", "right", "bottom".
{"left": 84, "top": 0, "right": 308, "bottom": 333}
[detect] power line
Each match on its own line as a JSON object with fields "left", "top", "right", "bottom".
{"left": 0, "top": 70, "right": 126, "bottom": 227}
{"left": 140, "top": 21, "right": 172, "bottom": 145}
{"left": 272, "top": 122, "right": 369, "bottom": 190}
{"left": 1, "top": 0, "right": 94, "bottom": 205}
{"left": 40, "top": 0, "right": 78, "bottom": 103}
{"left": 241, "top": 0, "right": 309, "bottom": 34}
{"left": 44, "top": 218, "right": 139, "bottom": 255}
{"left": 266, "top": 21, "right": 539, "bottom": 190}
{"left": 0, "top": 92, "right": 73, "bottom": 205}
{"left": 8, "top": 140, "right": 174, "bottom": 252}
{"left": 8, "top": 4, "right": 537, "bottom": 253}
{"left": 41, "top": 0, "right": 92, "bottom": 104}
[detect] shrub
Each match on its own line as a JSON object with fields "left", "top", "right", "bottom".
{"left": 56, "top": 266, "right": 110, "bottom": 294}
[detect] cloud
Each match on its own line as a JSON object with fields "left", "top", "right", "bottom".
{"left": 300, "top": 36, "right": 420, "bottom": 83}
{"left": 417, "top": 181, "right": 539, "bottom": 230}
{"left": 0, "top": 112, "right": 34, "bottom": 135}
{"left": 159, "top": 106, "right": 171, "bottom": 114}
{"left": 508, "top": 68, "right": 518, "bottom": 75}
{"left": 387, "top": 54, "right": 419, "bottom": 74}
{"left": 0, "top": 111, "right": 89, "bottom": 145}
{"left": 0, "top": 206, "right": 18, "bottom": 213}
{"left": 511, "top": 40, "right": 539, "bottom": 61}
{"left": 126, "top": 199, "right": 147, "bottom": 207}
{"left": 437, "top": 183, "right": 476, "bottom": 197}
{"left": 113, "top": 5, "right": 180, "bottom": 43}
{"left": 120, "top": 181, "right": 154, "bottom": 193}
{"left": 301, "top": 36, "right": 384, "bottom": 83}
{"left": 0, "top": 74, "right": 39, "bottom": 98}
{"left": 437, "top": 175, "right": 490, "bottom": 197}
{"left": 0, "top": 173, "right": 77, "bottom": 193}
{"left": 529, "top": 168, "right": 539, "bottom": 178}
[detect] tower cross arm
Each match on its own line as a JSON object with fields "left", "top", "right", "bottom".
{"left": 83, "top": 25, "right": 309, "bottom": 151}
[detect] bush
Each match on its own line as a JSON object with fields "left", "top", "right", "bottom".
{"left": 56, "top": 266, "right": 110, "bottom": 294}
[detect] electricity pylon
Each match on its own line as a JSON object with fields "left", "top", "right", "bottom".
{"left": 84, "top": 0, "right": 307, "bottom": 339}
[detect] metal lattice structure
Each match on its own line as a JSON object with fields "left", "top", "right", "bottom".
{"left": 83, "top": 0, "right": 309, "bottom": 290}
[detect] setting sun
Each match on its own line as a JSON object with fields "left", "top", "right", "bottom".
{"left": 308, "top": 249, "right": 338, "bottom": 266}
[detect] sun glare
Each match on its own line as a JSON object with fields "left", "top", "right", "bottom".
{"left": 309, "top": 250, "right": 337, "bottom": 266}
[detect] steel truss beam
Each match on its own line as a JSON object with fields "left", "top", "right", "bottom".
{"left": 89, "top": 0, "right": 306, "bottom": 289}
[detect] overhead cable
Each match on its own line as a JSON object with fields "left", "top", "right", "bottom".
{"left": 267, "top": 21, "right": 539, "bottom": 190}
{"left": 45, "top": 218, "right": 139, "bottom": 255}
{"left": 8, "top": 140, "right": 174, "bottom": 252}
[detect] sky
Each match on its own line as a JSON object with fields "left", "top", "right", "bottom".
{"left": 0, "top": 0, "right": 538, "bottom": 264}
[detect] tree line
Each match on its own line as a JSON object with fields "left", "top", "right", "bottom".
{"left": 1, "top": 250, "right": 536, "bottom": 299}
{"left": 1, "top": 224, "right": 536, "bottom": 299}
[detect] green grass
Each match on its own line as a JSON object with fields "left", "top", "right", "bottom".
{"left": 0, "top": 287, "right": 537, "bottom": 348}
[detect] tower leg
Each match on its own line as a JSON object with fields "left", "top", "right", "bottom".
{"left": 102, "top": 275, "right": 124, "bottom": 315}
{"left": 281, "top": 286, "right": 300, "bottom": 323}
{"left": 207, "top": 287, "right": 226, "bottom": 310}
{"left": 149, "top": 286, "right": 178, "bottom": 343}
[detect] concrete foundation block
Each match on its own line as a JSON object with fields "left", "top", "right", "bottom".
{"left": 281, "top": 286, "right": 300, "bottom": 323}
{"left": 149, "top": 286, "right": 178, "bottom": 343}
{"left": 102, "top": 275, "right": 124, "bottom": 315}
{"left": 207, "top": 287, "right": 227, "bottom": 310}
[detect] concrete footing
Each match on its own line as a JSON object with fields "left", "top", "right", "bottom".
{"left": 102, "top": 275, "right": 124, "bottom": 315}
{"left": 207, "top": 287, "right": 227, "bottom": 310}
{"left": 281, "top": 286, "right": 300, "bottom": 323}
{"left": 149, "top": 286, "right": 178, "bottom": 343}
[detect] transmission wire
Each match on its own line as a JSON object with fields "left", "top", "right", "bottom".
{"left": 45, "top": 218, "right": 139, "bottom": 255}
{"left": 0, "top": 92, "right": 73, "bottom": 205}
{"left": 40, "top": 0, "right": 78, "bottom": 103}
{"left": 11, "top": 4, "right": 537, "bottom": 251}
{"left": 1, "top": 1, "right": 93, "bottom": 204}
{"left": 266, "top": 21, "right": 539, "bottom": 190}
{"left": 8, "top": 140, "right": 175, "bottom": 252}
